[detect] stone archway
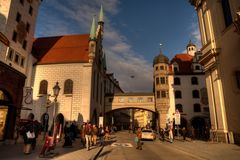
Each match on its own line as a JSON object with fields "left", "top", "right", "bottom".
{"left": 0, "top": 89, "right": 12, "bottom": 141}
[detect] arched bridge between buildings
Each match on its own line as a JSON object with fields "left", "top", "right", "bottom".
{"left": 105, "top": 93, "right": 156, "bottom": 113}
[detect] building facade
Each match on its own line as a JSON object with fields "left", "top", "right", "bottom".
{"left": 0, "top": 0, "right": 41, "bottom": 141}
{"left": 153, "top": 42, "right": 210, "bottom": 138}
{"left": 190, "top": 0, "right": 240, "bottom": 143}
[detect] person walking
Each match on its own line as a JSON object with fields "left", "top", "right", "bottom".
{"left": 182, "top": 127, "right": 187, "bottom": 141}
{"left": 80, "top": 124, "right": 86, "bottom": 147}
{"left": 91, "top": 124, "right": 98, "bottom": 146}
{"left": 99, "top": 125, "right": 105, "bottom": 146}
{"left": 136, "top": 127, "right": 142, "bottom": 150}
{"left": 84, "top": 121, "right": 92, "bottom": 151}
{"left": 105, "top": 126, "right": 110, "bottom": 140}
{"left": 168, "top": 121, "right": 174, "bottom": 143}
{"left": 22, "top": 113, "right": 36, "bottom": 155}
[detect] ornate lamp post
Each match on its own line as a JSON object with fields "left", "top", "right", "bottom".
{"left": 52, "top": 82, "right": 60, "bottom": 138}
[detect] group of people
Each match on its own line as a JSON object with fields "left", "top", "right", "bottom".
{"left": 62, "top": 121, "right": 112, "bottom": 151}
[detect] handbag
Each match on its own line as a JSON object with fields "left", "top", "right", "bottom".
{"left": 26, "top": 131, "right": 35, "bottom": 139}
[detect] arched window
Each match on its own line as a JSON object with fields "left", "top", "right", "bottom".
{"left": 39, "top": 80, "right": 48, "bottom": 94}
{"left": 64, "top": 79, "right": 73, "bottom": 94}
{"left": 192, "top": 90, "right": 200, "bottom": 98}
{"left": 175, "top": 90, "right": 182, "bottom": 99}
{"left": 174, "top": 77, "right": 181, "bottom": 85}
{"left": 193, "top": 103, "right": 201, "bottom": 112}
{"left": 176, "top": 104, "right": 183, "bottom": 112}
{"left": 195, "top": 65, "right": 200, "bottom": 70}
{"left": 191, "top": 77, "right": 198, "bottom": 85}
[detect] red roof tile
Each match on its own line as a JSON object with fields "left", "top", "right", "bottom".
{"left": 171, "top": 54, "right": 193, "bottom": 74}
{"left": 32, "top": 34, "right": 90, "bottom": 64}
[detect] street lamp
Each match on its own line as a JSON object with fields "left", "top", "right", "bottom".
{"left": 52, "top": 82, "right": 60, "bottom": 138}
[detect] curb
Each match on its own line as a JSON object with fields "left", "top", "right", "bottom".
{"left": 91, "top": 145, "right": 104, "bottom": 160}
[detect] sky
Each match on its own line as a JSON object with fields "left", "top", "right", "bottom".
{"left": 35, "top": 0, "right": 201, "bottom": 92}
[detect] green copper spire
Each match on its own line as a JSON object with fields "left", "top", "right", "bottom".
{"left": 99, "top": 5, "right": 104, "bottom": 23}
{"left": 90, "top": 16, "right": 96, "bottom": 40}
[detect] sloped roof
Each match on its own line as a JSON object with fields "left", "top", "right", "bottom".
{"left": 32, "top": 34, "right": 90, "bottom": 64}
{"left": 171, "top": 53, "right": 193, "bottom": 74}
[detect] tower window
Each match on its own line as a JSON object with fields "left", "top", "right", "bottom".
{"left": 155, "top": 66, "right": 158, "bottom": 70}
{"left": 191, "top": 77, "right": 198, "bottom": 85}
{"left": 194, "top": 103, "right": 201, "bottom": 112}
{"left": 174, "top": 77, "right": 181, "bottom": 85}
{"left": 14, "top": 53, "right": 19, "bottom": 64}
{"left": 157, "top": 91, "right": 160, "bottom": 98}
{"left": 175, "top": 90, "right": 182, "bottom": 99}
{"left": 29, "top": 6, "right": 33, "bottom": 15}
{"left": 7, "top": 48, "right": 14, "bottom": 61}
{"left": 195, "top": 65, "right": 200, "bottom": 70}
{"left": 160, "top": 66, "right": 164, "bottom": 70}
{"left": 26, "top": 23, "right": 30, "bottom": 32}
{"left": 16, "top": 12, "right": 21, "bottom": 22}
{"left": 160, "top": 77, "right": 165, "bottom": 84}
{"left": 192, "top": 90, "right": 200, "bottom": 98}
{"left": 174, "top": 67, "right": 178, "bottom": 72}
{"left": 20, "top": 57, "right": 25, "bottom": 67}
{"left": 156, "top": 77, "right": 159, "bottom": 85}
{"left": 22, "top": 40, "right": 27, "bottom": 50}
{"left": 161, "top": 91, "right": 166, "bottom": 98}
{"left": 12, "top": 31, "right": 17, "bottom": 42}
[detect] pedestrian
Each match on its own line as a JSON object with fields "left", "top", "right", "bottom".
{"left": 84, "top": 121, "right": 92, "bottom": 151}
{"left": 80, "top": 124, "right": 86, "bottom": 147}
{"left": 160, "top": 128, "right": 165, "bottom": 141}
{"left": 136, "top": 127, "right": 142, "bottom": 150}
{"left": 182, "top": 127, "right": 187, "bottom": 141}
{"left": 99, "top": 125, "right": 105, "bottom": 146}
{"left": 168, "top": 121, "right": 174, "bottom": 143}
{"left": 91, "top": 124, "right": 98, "bottom": 146}
{"left": 62, "top": 122, "right": 72, "bottom": 147}
{"left": 22, "top": 113, "right": 36, "bottom": 155}
{"left": 191, "top": 126, "right": 195, "bottom": 140}
{"left": 105, "top": 126, "right": 110, "bottom": 140}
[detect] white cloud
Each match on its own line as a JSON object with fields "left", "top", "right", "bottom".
{"left": 36, "top": 0, "right": 153, "bottom": 92}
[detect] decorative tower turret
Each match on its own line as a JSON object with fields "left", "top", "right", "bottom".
{"left": 153, "top": 51, "right": 170, "bottom": 129}
{"left": 186, "top": 40, "right": 197, "bottom": 56}
{"left": 96, "top": 5, "right": 104, "bottom": 38}
{"left": 89, "top": 17, "right": 96, "bottom": 63}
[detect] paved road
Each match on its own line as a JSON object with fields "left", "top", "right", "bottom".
{"left": 97, "top": 131, "right": 240, "bottom": 160}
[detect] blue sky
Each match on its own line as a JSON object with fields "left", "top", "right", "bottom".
{"left": 35, "top": 0, "right": 200, "bottom": 92}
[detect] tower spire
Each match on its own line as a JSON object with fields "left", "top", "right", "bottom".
{"left": 89, "top": 16, "right": 96, "bottom": 40}
{"left": 99, "top": 5, "right": 104, "bottom": 23}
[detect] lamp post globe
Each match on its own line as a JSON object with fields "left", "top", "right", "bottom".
{"left": 53, "top": 82, "right": 60, "bottom": 99}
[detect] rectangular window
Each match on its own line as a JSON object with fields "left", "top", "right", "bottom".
{"left": 20, "top": 57, "right": 25, "bottom": 67}
{"left": 118, "top": 98, "right": 124, "bottom": 103}
{"left": 16, "top": 12, "right": 21, "bottom": 22}
{"left": 22, "top": 40, "right": 27, "bottom": 50}
{"left": 7, "top": 48, "right": 14, "bottom": 60}
{"left": 157, "top": 91, "right": 160, "bottom": 98}
{"left": 221, "top": 0, "right": 233, "bottom": 27}
{"left": 137, "top": 97, "right": 143, "bottom": 103}
{"left": 160, "top": 77, "right": 165, "bottom": 84}
{"left": 128, "top": 98, "right": 133, "bottom": 102}
{"left": 26, "top": 23, "right": 30, "bottom": 32}
{"left": 161, "top": 91, "right": 166, "bottom": 98}
{"left": 236, "top": 71, "right": 240, "bottom": 89}
{"left": 156, "top": 77, "right": 159, "bottom": 85}
{"left": 12, "top": 31, "right": 17, "bottom": 42}
{"left": 14, "top": 53, "right": 19, "bottom": 64}
{"left": 29, "top": 6, "right": 33, "bottom": 15}
{"left": 147, "top": 97, "right": 153, "bottom": 102}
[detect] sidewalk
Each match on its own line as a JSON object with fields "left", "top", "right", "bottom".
{"left": 160, "top": 138, "right": 240, "bottom": 160}
{"left": 0, "top": 136, "right": 103, "bottom": 160}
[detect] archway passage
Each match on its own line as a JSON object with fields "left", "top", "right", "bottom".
{"left": 105, "top": 108, "right": 157, "bottom": 131}
{"left": 191, "top": 117, "right": 206, "bottom": 140}
{"left": 0, "top": 90, "right": 12, "bottom": 141}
